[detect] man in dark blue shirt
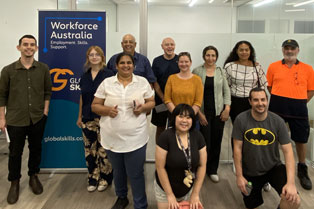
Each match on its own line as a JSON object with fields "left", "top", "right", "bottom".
{"left": 151, "top": 37, "right": 179, "bottom": 140}
{"left": 107, "top": 34, "right": 156, "bottom": 84}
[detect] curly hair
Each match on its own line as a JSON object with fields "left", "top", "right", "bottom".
{"left": 223, "top": 40, "right": 256, "bottom": 67}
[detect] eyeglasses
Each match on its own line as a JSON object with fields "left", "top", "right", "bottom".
{"left": 295, "top": 72, "right": 298, "bottom": 85}
{"left": 89, "top": 53, "right": 101, "bottom": 57}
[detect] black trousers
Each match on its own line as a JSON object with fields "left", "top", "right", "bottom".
{"left": 230, "top": 96, "right": 251, "bottom": 123}
{"left": 7, "top": 115, "right": 47, "bottom": 181}
{"left": 200, "top": 115, "right": 225, "bottom": 175}
{"left": 230, "top": 96, "right": 251, "bottom": 151}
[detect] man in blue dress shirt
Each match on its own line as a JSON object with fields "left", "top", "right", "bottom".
{"left": 107, "top": 34, "right": 156, "bottom": 84}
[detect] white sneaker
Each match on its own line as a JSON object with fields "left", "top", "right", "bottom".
{"left": 97, "top": 184, "right": 108, "bottom": 192}
{"left": 87, "top": 185, "right": 97, "bottom": 192}
{"left": 210, "top": 174, "right": 219, "bottom": 183}
{"left": 263, "top": 183, "right": 271, "bottom": 192}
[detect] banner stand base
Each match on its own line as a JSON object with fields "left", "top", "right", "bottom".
{"left": 40, "top": 168, "right": 87, "bottom": 174}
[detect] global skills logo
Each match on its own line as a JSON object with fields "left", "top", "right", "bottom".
{"left": 50, "top": 68, "right": 80, "bottom": 91}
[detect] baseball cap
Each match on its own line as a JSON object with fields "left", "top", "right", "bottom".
{"left": 282, "top": 39, "right": 299, "bottom": 48}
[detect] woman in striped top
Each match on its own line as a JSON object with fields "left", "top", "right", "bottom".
{"left": 224, "top": 40, "right": 267, "bottom": 124}
{"left": 223, "top": 41, "right": 270, "bottom": 194}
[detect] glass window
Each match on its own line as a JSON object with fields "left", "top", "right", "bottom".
{"left": 75, "top": 0, "right": 140, "bottom": 59}
{"left": 294, "top": 21, "right": 314, "bottom": 33}
{"left": 237, "top": 20, "right": 265, "bottom": 33}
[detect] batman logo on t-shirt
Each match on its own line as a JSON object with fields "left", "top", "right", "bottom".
{"left": 244, "top": 128, "right": 275, "bottom": 146}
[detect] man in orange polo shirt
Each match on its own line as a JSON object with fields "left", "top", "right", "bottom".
{"left": 267, "top": 39, "right": 314, "bottom": 190}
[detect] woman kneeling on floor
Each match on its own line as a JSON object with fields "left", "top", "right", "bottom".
{"left": 155, "top": 104, "right": 207, "bottom": 209}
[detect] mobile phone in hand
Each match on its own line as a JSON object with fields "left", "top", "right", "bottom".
{"left": 133, "top": 100, "right": 137, "bottom": 109}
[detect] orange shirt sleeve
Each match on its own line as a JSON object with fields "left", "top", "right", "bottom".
{"left": 193, "top": 75, "right": 204, "bottom": 107}
{"left": 307, "top": 67, "right": 314, "bottom": 90}
{"left": 266, "top": 63, "right": 274, "bottom": 87}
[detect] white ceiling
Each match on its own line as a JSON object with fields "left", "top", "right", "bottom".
{"left": 77, "top": 0, "right": 314, "bottom": 8}
{"left": 111, "top": 0, "right": 251, "bottom": 7}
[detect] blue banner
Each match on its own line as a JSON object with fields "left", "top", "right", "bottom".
{"left": 38, "top": 11, "right": 106, "bottom": 169}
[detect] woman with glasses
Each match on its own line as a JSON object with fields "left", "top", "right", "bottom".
{"left": 92, "top": 52, "right": 155, "bottom": 209}
{"left": 193, "top": 46, "right": 231, "bottom": 183}
{"left": 76, "top": 46, "right": 114, "bottom": 192}
{"left": 155, "top": 104, "right": 206, "bottom": 209}
{"left": 164, "top": 52, "right": 203, "bottom": 117}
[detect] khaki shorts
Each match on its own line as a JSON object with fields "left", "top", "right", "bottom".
{"left": 154, "top": 180, "right": 192, "bottom": 203}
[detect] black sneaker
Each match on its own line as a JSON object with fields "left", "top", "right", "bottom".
{"left": 111, "top": 197, "right": 129, "bottom": 209}
{"left": 297, "top": 163, "right": 312, "bottom": 190}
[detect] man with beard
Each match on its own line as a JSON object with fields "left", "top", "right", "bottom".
{"left": 266, "top": 39, "right": 314, "bottom": 190}
{"left": 151, "top": 37, "right": 179, "bottom": 140}
{"left": 233, "top": 88, "right": 300, "bottom": 209}
{"left": 0, "top": 35, "right": 52, "bottom": 204}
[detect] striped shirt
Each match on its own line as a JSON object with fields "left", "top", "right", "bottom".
{"left": 224, "top": 62, "right": 267, "bottom": 97}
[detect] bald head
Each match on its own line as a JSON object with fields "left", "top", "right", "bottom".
{"left": 161, "top": 37, "right": 175, "bottom": 59}
{"left": 121, "top": 34, "right": 136, "bottom": 55}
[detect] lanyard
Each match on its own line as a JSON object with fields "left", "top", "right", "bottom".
{"left": 176, "top": 132, "right": 192, "bottom": 172}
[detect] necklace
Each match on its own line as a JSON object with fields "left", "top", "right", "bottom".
{"left": 176, "top": 132, "right": 194, "bottom": 188}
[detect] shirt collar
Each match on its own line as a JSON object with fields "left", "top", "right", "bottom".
{"left": 133, "top": 52, "right": 139, "bottom": 61}
{"left": 15, "top": 58, "right": 39, "bottom": 70}
{"left": 281, "top": 59, "right": 299, "bottom": 65}
{"left": 113, "top": 73, "right": 138, "bottom": 84}
{"left": 86, "top": 67, "right": 104, "bottom": 74}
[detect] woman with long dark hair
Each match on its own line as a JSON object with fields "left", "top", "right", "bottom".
{"left": 224, "top": 40, "right": 267, "bottom": 124}
{"left": 224, "top": 41, "right": 270, "bottom": 191}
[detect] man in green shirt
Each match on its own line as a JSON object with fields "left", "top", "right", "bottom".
{"left": 0, "top": 34, "right": 52, "bottom": 204}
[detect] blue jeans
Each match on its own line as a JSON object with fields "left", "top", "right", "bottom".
{"left": 106, "top": 144, "right": 147, "bottom": 209}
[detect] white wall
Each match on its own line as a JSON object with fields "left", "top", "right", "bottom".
{"left": 0, "top": 0, "right": 57, "bottom": 69}
{"left": 148, "top": 5, "right": 234, "bottom": 34}
{"left": 146, "top": 5, "right": 236, "bottom": 69}
{"left": 76, "top": 2, "right": 117, "bottom": 33}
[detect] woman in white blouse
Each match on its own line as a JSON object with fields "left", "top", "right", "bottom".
{"left": 92, "top": 52, "right": 155, "bottom": 209}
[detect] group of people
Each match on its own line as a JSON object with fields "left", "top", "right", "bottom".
{"left": 0, "top": 34, "right": 313, "bottom": 209}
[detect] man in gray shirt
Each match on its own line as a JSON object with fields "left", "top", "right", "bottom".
{"left": 233, "top": 88, "right": 300, "bottom": 209}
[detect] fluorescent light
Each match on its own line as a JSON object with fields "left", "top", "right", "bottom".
{"left": 208, "top": 0, "right": 214, "bottom": 3}
{"left": 253, "top": 0, "right": 275, "bottom": 7}
{"left": 294, "top": 0, "right": 314, "bottom": 7}
{"left": 285, "top": 9, "right": 305, "bottom": 12}
{"left": 189, "top": 0, "right": 198, "bottom": 7}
